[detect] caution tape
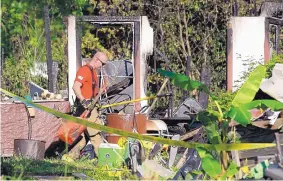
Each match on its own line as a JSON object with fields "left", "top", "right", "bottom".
{"left": 100, "top": 95, "right": 157, "bottom": 109}
{"left": 0, "top": 88, "right": 277, "bottom": 151}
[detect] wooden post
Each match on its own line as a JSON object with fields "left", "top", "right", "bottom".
{"left": 198, "top": 63, "right": 210, "bottom": 109}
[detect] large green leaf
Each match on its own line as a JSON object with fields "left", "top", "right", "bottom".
{"left": 228, "top": 100, "right": 283, "bottom": 126}
{"left": 157, "top": 69, "right": 211, "bottom": 95}
{"left": 227, "top": 106, "right": 252, "bottom": 126}
{"left": 206, "top": 122, "right": 222, "bottom": 144}
{"left": 241, "top": 100, "right": 283, "bottom": 111}
{"left": 172, "top": 74, "right": 203, "bottom": 90}
{"left": 202, "top": 156, "right": 222, "bottom": 178}
{"left": 197, "top": 147, "right": 209, "bottom": 158}
{"left": 196, "top": 147, "right": 222, "bottom": 178}
{"left": 226, "top": 161, "right": 239, "bottom": 177}
{"left": 197, "top": 111, "right": 218, "bottom": 126}
{"left": 232, "top": 65, "right": 266, "bottom": 107}
{"left": 197, "top": 111, "right": 222, "bottom": 144}
{"left": 157, "top": 68, "right": 176, "bottom": 79}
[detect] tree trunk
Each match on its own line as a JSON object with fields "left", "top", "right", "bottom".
{"left": 183, "top": 56, "right": 191, "bottom": 102}
{"left": 199, "top": 62, "right": 211, "bottom": 109}
{"left": 44, "top": 5, "right": 53, "bottom": 92}
{"left": 234, "top": 0, "right": 238, "bottom": 16}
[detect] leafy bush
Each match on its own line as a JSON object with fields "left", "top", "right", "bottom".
{"left": 52, "top": 33, "right": 68, "bottom": 91}
{"left": 207, "top": 88, "right": 235, "bottom": 113}
{"left": 31, "top": 75, "right": 48, "bottom": 90}
{"left": 1, "top": 57, "right": 31, "bottom": 97}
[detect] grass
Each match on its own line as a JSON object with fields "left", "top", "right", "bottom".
{"left": 1, "top": 156, "right": 136, "bottom": 180}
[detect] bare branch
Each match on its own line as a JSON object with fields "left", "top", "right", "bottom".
{"left": 176, "top": 5, "right": 188, "bottom": 57}
{"left": 182, "top": 6, "right": 191, "bottom": 56}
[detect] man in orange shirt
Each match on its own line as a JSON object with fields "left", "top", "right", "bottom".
{"left": 70, "top": 51, "right": 108, "bottom": 159}
{"left": 73, "top": 51, "right": 108, "bottom": 111}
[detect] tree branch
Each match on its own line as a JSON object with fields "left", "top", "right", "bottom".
{"left": 183, "top": 7, "right": 191, "bottom": 56}
{"left": 177, "top": 6, "right": 188, "bottom": 57}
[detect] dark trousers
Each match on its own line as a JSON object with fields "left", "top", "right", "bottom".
{"left": 72, "top": 98, "right": 86, "bottom": 117}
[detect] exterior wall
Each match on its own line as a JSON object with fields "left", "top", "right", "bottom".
{"left": 139, "top": 16, "right": 154, "bottom": 111}
{"left": 1, "top": 101, "right": 70, "bottom": 157}
{"left": 68, "top": 16, "right": 81, "bottom": 105}
{"left": 227, "top": 17, "right": 270, "bottom": 91}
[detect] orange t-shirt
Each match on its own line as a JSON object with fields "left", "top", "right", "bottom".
{"left": 74, "top": 64, "right": 99, "bottom": 99}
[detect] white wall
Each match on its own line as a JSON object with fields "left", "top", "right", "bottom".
{"left": 140, "top": 16, "right": 154, "bottom": 110}
{"left": 231, "top": 17, "right": 266, "bottom": 91}
{"left": 68, "top": 16, "right": 80, "bottom": 105}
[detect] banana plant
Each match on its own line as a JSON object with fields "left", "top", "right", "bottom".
{"left": 158, "top": 65, "right": 283, "bottom": 179}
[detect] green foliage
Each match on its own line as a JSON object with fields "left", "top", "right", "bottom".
{"left": 2, "top": 157, "right": 136, "bottom": 180}
{"left": 155, "top": 0, "right": 231, "bottom": 87}
{"left": 196, "top": 147, "right": 222, "bottom": 178}
{"left": 265, "top": 54, "right": 283, "bottom": 78}
{"left": 237, "top": 0, "right": 265, "bottom": 16}
{"left": 205, "top": 122, "right": 222, "bottom": 144}
{"left": 81, "top": 29, "right": 113, "bottom": 59}
{"left": 227, "top": 106, "right": 252, "bottom": 126}
{"left": 52, "top": 34, "right": 68, "bottom": 90}
{"left": 1, "top": 0, "right": 88, "bottom": 94}
{"left": 197, "top": 111, "right": 219, "bottom": 127}
{"left": 31, "top": 75, "right": 48, "bottom": 90}
{"left": 232, "top": 65, "right": 266, "bottom": 107}
{"left": 201, "top": 156, "right": 222, "bottom": 178}
{"left": 243, "top": 100, "right": 283, "bottom": 110}
{"left": 94, "top": 0, "right": 143, "bottom": 16}
{"left": 207, "top": 88, "right": 235, "bottom": 113}
{"left": 158, "top": 69, "right": 211, "bottom": 96}
{"left": 225, "top": 161, "right": 239, "bottom": 177}
{"left": 81, "top": 22, "right": 133, "bottom": 60}
{"left": 1, "top": 1, "right": 29, "bottom": 53}
{"left": 158, "top": 64, "right": 283, "bottom": 179}
{"left": 1, "top": 58, "right": 31, "bottom": 97}
{"left": 243, "top": 160, "right": 269, "bottom": 179}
